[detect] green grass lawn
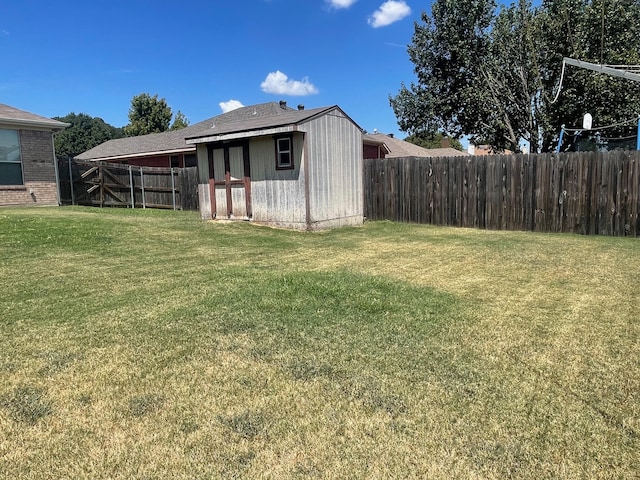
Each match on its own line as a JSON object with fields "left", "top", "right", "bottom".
{"left": 0, "top": 207, "right": 638, "bottom": 479}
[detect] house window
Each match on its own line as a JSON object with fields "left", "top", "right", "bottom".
{"left": 0, "top": 129, "right": 23, "bottom": 186}
{"left": 184, "top": 154, "right": 197, "bottom": 167}
{"left": 275, "top": 135, "right": 294, "bottom": 170}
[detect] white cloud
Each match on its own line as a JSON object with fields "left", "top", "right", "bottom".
{"left": 260, "top": 71, "right": 318, "bottom": 96}
{"left": 326, "top": 0, "right": 357, "bottom": 9}
{"left": 368, "top": 1, "right": 411, "bottom": 28}
{"left": 219, "top": 99, "right": 244, "bottom": 113}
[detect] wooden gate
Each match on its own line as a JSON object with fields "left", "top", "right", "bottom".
{"left": 58, "top": 159, "right": 199, "bottom": 210}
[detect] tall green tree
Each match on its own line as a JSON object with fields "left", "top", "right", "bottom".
{"left": 53, "top": 113, "right": 123, "bottom": 159}
{"left": 170, "top": 110, "right": 189, "bottom": 130}
{"left": 404, "top": 132, "right": 464, "bottom": 151}
{"left": 390, "top": 0, "right": 496, "bottom": 145}
{"left": 539, "top": 0, "right": 640, "bottom": 150}
{"left": 124, "top": 93, "right": 173, "bottom": 137}
{"left": 391, "top": 0, "right": 640, "bottom": 153}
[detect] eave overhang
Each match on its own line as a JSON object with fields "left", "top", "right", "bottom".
{"left": 186, "top": 125, "right": 298, "bottom": 145}
{"left": 76, "top": 146, "right": 196, "bottom": 162}
{"left": 0, "top": 118, "right": 69, "bottom": 131}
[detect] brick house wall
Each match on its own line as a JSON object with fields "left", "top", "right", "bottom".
{"left": 0, "top": 129, "right": 59, "bottom": 206}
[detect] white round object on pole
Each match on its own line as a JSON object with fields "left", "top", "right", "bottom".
{"left": 583, "top": 113, "right": 593, "bottom": 130}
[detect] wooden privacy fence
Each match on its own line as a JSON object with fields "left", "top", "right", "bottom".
{"left": 57, "top": 159, "right": 199, "bottom": 211}
{"left": 364, "top": 151, "right": 640, "bottom": 236}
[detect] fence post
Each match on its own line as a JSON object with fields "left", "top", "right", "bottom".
{"left": 68, "top": 157, "right": 75, "bottom": 205}
{"left": 53, "top": 154, "right": 62, "bottom": 206}
{"left": 129, "top": 165, "right": 135, "bottom": 208}
{"left": 140, "top": 167, "right": 146, "bottom": 209}
{"left": 99, "top": 163, "right": 105, "bottom": 208}
{"left": 171, "top": 167, "right": 177, "bottom": 210}
{"left": 556, "top": 125, "right": 565, "bottom": 153}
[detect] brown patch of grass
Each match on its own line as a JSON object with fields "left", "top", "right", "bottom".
{"left": 0, "top": 208, "right": 638, "bottom": 478}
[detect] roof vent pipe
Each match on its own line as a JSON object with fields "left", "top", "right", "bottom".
{"left": 298, "top": 104, "right": 305, "bottom": 111}
{"left": 279, "top": 100, "right": 287, "bottom": 109}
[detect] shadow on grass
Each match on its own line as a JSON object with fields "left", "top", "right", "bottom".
{"left": 196, "top": 269, "right": 463, "bottom": 341}
{"left": 1, "top": 385, "right": 52, "bottom": 425}
{"left": 217, "top": 410, "right": 266, "bottom": 441}
{"left": 128, "top": 393, "right": 166, "bottom": 417}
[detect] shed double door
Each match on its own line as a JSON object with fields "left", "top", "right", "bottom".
{"left": 208, "top": 142, "right": 252, "bottom": 219}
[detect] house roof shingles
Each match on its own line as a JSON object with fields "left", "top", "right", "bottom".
{"left": 77, "top": 102, "right": 362, "bottom": 160}
{"left": 76, "top": 102, "right": 302, "bottom": 161}
{"left": 185, "top": 106, "right": 340, "bottom": 142}
{"left": 364, "top": 132, "right": 469, "bottom": 158}
{"left": 0, "top": 104, "right": 69, "bottom": 130}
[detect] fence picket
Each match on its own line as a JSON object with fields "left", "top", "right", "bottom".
{"left": 57, "top": 159, "right": 199, "bottom": 211}
{"left": 363, "top": 151, "right": 640, "bottom": 237}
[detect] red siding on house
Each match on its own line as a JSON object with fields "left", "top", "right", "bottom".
{"left": 109, "top": 153, "right": 197, "bottom": 168}
{"left": 125, "top": 155, "right": 174, "bottom": 168}
{"left": 363, "top": 143, "right": 386, "bottom": 159}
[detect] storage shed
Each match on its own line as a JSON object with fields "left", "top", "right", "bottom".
{"left": 186, "top": 102, "right": 363, "bottom": 230}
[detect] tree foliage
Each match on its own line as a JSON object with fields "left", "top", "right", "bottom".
{"left": 124, "top": 93, "right": 173, "bottom": 137}
{"left": 170, "top": 110, "right": 190, "bottom": 130}
{"left": 404, "top": 132, "right": 464, "bottom": 151}
{"left": 53, "top": 113, "right": 123, "bottom": 159}
{"left": 391, "top": 0, "right": 640, "bottom": 153}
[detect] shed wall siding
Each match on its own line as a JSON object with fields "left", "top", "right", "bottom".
{"left": 196, "top": 144, "right": 211, "bottom": 219}
{"left": 302, "top": 109, "right": 363, "bottom": 226}
{"left": 249, "top": 135, "right": 307, "bottom": 228}
{"left": 196, "top": 136, "right": 306, "bottom": 227}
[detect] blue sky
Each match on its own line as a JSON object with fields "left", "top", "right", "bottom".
{"left": 1, "top": 0, "right": 424, "bottom": 138}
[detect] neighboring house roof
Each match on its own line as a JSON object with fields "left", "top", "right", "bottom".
{"left": 76, "top": 126, "right": 198, "bottom": 161}
{"left": 0, "top": 103, "right": 69, "bottom": 130}
{"left": 366, "top": 132, "right": 469, "bottom": 158}
{"left": 76, "top": 102, "right": 299, "bottom": 161}
{"left": 470, "top": 144, "right": 513, "bottom": 155}
{"left": 362, "top": 133, "right": 386, "bottom": 145}
{"left": 362, "top": 133, "right": 391, "bottom": 154}
{"left": 185, "top": 105, "right": 360, "bottom": 144}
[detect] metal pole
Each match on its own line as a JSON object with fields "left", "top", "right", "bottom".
{"left": 140, "top": 167, "right": 146, "bottom": 209}
{"left": 51, "top": 135, "right": 61, "bottom": 205}
{"left": 99, "top": 163, "right": 104, "bottom": 208}
{"left": 68, "top": 157, "right": 75, "bottom": 205}
{"left": 563, "top": 57, "right": 640, "bottom": 83}
{"left": 171, "top": 167, "right": 177, "bottom": 210}
{"left": 556, "top": 126, "right": 565, "bottom": 153}
{"left": 129, "top": 165, "right": 135, "bottom": 208}
{"left": 636, "top": 117, "right": 640, "bottom": 151}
